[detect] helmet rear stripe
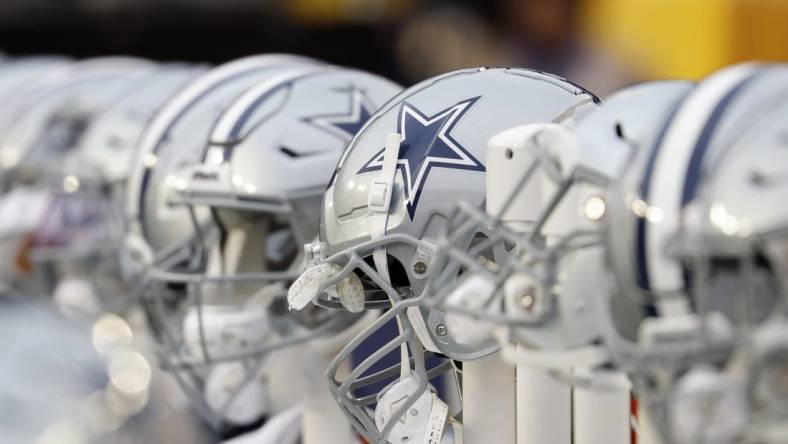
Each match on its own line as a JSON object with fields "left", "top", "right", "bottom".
{"left": 635, "top": 64, "right": 759, "bottom": 295}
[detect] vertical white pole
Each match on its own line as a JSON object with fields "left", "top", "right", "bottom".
{"left": 302, "top": 357, "right": 354, "bottom": 444}
{"left": 516, "top": 360, "right": 572, "bottom": 444}
{"left": 463, "top": 352, "right": 516, "bottom": 443}
{"left": 573, "top": 371, "right": 632, "bottom": 444}
{"left": 486, "top": 126, "right": 635, "bottom": 444}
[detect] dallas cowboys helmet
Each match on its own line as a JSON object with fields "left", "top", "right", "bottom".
{"left": 122, "top": 55, "right": 339, "bottom": 433}
{"left": 23, "top": 65, "right": 206, "bottom": 316}
{"left": 145, "top": 64, "right": 403, "bottom": 436}
{"left": 603, "top": 63, "right": 788, "bottom": 443}
{"left": 0, "top": 57, "right": 160, "bottom": 297}
{"left": 123, "top": 54, "right": 320, "bottom": 285}
{"left": 0, "top": 56, "right": 155, "bottom": 189}
{"left": 423, "top": 80, "right": 694, "bottom": 382}
{"left": 0, "top": 56, "right": 70, "bottom": 104}
{"left": 287, "top": 67, "right": 599, "bottom": 443}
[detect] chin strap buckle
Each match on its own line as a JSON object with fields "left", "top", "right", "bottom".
{"left": 368, "top": 132, "right": 401, "bottom": 214}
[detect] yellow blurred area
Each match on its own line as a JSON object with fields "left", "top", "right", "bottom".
{"left": 582, "top": 0, "right": 788, "bottom": 80}
{"left": 284, "top": 0, "right": 414, "bottom": 24}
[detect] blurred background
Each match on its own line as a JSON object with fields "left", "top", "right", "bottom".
{"left": 2, "top": 1, "right": 787, "bottom": 443}
{"left": 2, "top": 0, "right": 788, "bottom": 96}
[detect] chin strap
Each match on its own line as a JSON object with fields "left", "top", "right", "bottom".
{"left": 368, "top": 132, "right": 402, "bottom": 284}
{"left": 368, "top": 133, "right": 412, "bottom": 374}
{"left": 375, "top": 376, "right": 450, "bottom": 444}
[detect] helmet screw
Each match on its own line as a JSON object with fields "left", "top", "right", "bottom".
{"left": 409, "top": 408, "right": 418, "bottom": 416}
{"left": 520, "top": 287, "right": 537, "bottom": 310}
{"left": 413, "top": 261, "right": 428, "bottom": 275}
{"left": 436, "top": 324, "right": 448, "bottom": 336}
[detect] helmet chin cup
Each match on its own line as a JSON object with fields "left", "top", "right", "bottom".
{"left": 374, "top": 375, "right": 449, "bottom": 444}
{"left": 182, "top": 305, "right": 271, "bottom": 360}
{"left": 53, "top": 277, "right": 100, "bottom": 318}
{"left": 667, "top": 365, "right": 747, "bottom": 444}
{"left": 204, "top": 362, "right": 270, "bottom": 427}
{"left": 442, "top": 274, "right": 497, "bottom": 346}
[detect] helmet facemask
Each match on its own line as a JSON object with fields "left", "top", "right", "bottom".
{"left": 633, "top": 204, "right": 786, "bottom": 444}
{"left": 139, "top": 164, "right": 355, "bottom": 430}
{"left": 291, "top": 229, "right": 461, "bottom": 443}
{"left": 424, "top": 124, "right": 614, "bottom": 386}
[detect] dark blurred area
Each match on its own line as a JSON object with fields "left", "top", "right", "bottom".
{"left": 3, "top": 0, "right": 788, "bottom": 96}
{"left": 0, "top": 0, "right": 633, "bottom": 95}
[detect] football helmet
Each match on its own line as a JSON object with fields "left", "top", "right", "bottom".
{"left": 287, "top": 67, "right": 599, "bottom": 443}
{"left": 0, "top": 56, "right": 70, "bottom": 104}
{"left": 0, "top": 57, "right": 158, "bottom": 296}
{"left": 145, "top": 65, "right": 403, "bottom": 437}
{"left": 122, "top": 55, "right": 335, "bottom": 432}
{"left": 0, "top": 56, "right": 156, "bottom": 189}
{"left": 123, "top": 54, "right": 320, "bottom": 284}
{"left": 603, "top": 63, "right": 788, "bottom": 442}
{"left": 422, "top": 80, "right": 694, "bottom": 383}
{"left": 23, "top": 65, "right": 206, "bottom": 315}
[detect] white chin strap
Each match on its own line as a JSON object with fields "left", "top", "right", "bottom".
{"left": 668, "top": 366, "right": 746, "bottom": 444}
{"left": 368, "top": 132, "right": 401, "bottom": 283}
{"left": 374, "top": 375, "right": 450, "bottom": 444}
{"left": 204, "top": 362, "right": 270, "bottom": 426}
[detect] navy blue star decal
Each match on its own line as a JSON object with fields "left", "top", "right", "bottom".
{"left": 357, "top": 96, "right": 484, "bottom": 218}
{"left": 302, "top": 86, "right": 376, "bottom": 142}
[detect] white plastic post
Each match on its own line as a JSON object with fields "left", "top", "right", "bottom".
{"left": 516, "top": 357, "right": 572, "bottom": 444}
{"left": 463, "top": 352, "right": 516, "bottom": 443}
{"left": 487, "top": 125, "right": 635, "bottom": 444}
{"left": 573, "top": 372, "right": 632, "bottom": 444}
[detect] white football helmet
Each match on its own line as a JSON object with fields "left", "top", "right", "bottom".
{"left": 24, "top": 65, "right": 206, "bottom": 316}
{"left": 0, "top": 57, "right": 159, "bottom": 297}
{"left": 287, "top": 67, "right": 599, "bottom": 443}
{"left": 0, "top": 56, "right": 156, "bottom": 189}
{"left": 423, "top": 80, "right": 694, "bottom": 383}
{"left": 603, "top": 63, "right": 788, "bottom": 443}
{"left": 145, "top": 64, "right": 403, "bottom": 437}
{"left": 0, "top": 56, "right": 70, "bottom": 104}
{"left": 123, "top": 54, "right": 337, "bottom": 433}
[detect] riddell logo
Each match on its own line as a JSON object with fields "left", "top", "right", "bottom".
{"left": 192, "top": 171, "right": 219, "bottom": 181}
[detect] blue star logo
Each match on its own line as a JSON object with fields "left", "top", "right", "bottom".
{"left": 303, "top": 86, "right": 376, "bottom": 142}
{"left": 357, "top": 96, "right": 484, "bottom": 218}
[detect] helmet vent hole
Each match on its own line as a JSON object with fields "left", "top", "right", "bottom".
{"left": 279, "top": 146, "right": 300, "bottom": 158}
{"left": 504, "top": 148, "right": 513, "bottom": 159}
{"left": 614, "top": 122, "right": 625, "bottom": 139}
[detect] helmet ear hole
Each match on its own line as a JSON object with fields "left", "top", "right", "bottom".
{"left": 352, "top": 255, "right": 411, "bottom": 301}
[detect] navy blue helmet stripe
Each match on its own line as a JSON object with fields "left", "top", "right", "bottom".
{"left": 634, "top": 68, "right": 761, "bottom": 301}
{"left": 635, "top": 96, "right": 686, "bottom": 293}
{"left": 680, "top": 73, "right": 759, "bottom": 206}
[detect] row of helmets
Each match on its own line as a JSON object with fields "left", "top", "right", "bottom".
{"left": 0, "top": 53, "right": 784, "bottom": 444}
